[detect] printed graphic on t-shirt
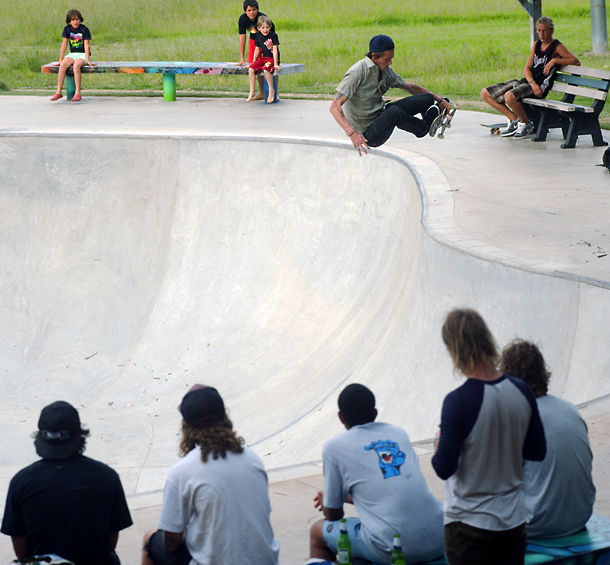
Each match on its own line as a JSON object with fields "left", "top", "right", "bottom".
{"left": 365, "top": 440, "right": 406, "bottom": 478}
{"left": 70, "top": 30, "right": 85, "bottom": 50}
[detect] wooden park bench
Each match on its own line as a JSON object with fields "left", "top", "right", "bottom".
{"left": 523, "top": 64, "right": 610, "bottom": 148}
{"left": 422, "top": 514, "right": 610, "bottom": 564}
{"left": 41, "top": 61, "right": 305, "bottom": 103}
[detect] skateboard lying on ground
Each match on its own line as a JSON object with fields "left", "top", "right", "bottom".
{"left": 429, "top": 99, "right": 458, "bottom": 140}
{"left": 481, "top": 122, "right": 509, "bottom": 135}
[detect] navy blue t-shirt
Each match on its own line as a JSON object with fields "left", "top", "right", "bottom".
{"left": 62, "top": 24, "right": 91, "bottom": 53}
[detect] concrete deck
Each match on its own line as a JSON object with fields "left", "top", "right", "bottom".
{"left": 1, "top": 94, "right": 610, "bottom": 564}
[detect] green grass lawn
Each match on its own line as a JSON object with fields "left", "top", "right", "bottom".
{"left": 2, "top": 0, "right": 610, "bottom": 122}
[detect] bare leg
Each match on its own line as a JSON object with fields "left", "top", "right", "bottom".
{"left": 263, "top": 70, "right": 275, "bottom": 103}
{"left": 310, "top": 520, "right": 336, "bottom": 561}
{"left": 247, "top": 68, "right": 256, "bottom": 101}
{"left": 481, "top": 87, "right": 517, "bottom": 121}
{"left": 141, "top": 530, "right": 156, "bottom": 565}
{"left": 504, "top": 91, "right": 529, "bottom": 123}
{"left": 72, "top": 58, "right": 86, "bottom": 97}
{"left": 256, "top": 73, "right": 265, "bottom": 99}
{"left": 54, "top": 57, "right": 75, "bottom": 97}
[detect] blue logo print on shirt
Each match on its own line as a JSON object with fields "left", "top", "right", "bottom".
{"left": 365, "top": 440, "right": 405, "bottom": 479}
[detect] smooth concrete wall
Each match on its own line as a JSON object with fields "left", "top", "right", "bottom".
{"left": 1, "top": 134, "right": 609, "bottom": 499}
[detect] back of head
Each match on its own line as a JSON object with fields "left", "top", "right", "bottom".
{"left": 34, "top": 400, "right": 89, "bottom": 460}
{"left": 442, "top": 309, "right": 499, "bottom": 374}
{"left": 500, "top": 339, "right": 550, "bottom": 397}
{"left": 178, "top": 384, "right": 244, "bottom": 461}
{"left": 338, "top": 384, "right": 376, "bottom": 428}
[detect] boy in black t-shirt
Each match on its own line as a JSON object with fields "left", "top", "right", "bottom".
{"left": 246, "top": 16, "right": 280, "bottom": 103}
{"left": 238, "top": 0, "right": 275, "bottom": 101}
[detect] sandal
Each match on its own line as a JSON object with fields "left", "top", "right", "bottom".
{"left": 50, "top": 93, "right": 63, "bottom": 101}
{"left": 71, "top": 94, "right": 82, "bottom": 102}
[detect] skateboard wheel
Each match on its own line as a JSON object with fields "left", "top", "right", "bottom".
{"left": 438, "top": 133, "right": 444, "bottom": 140}
{"left": 446, "top": 123, "right": 452, "bottom": 129}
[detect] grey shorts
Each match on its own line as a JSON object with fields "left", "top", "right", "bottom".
{"left": 485, "top": 79, "right": 533, "bottom": 104}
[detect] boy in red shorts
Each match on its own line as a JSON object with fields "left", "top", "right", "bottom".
{"left": 246, "top": 16, "right": 280, "bottom": 103}
{"left": 238, "top": 0, "right": 275, "bottom": 101}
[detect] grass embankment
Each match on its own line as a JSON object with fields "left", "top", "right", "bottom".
{"left": 1, "top": 0, "right": 609, "bottom": 121}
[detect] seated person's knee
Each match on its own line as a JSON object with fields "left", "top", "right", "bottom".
{"left": 505, "top": 90, "right": 516, "bottom": 105}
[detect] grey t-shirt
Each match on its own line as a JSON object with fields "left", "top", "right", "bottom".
{"left": 336, "top": 57, "right": 405, "bottom": 133}
{"left": 524, "top": 394, "right": 595, "bottom": 538}
{"left": 323, "top": 422, "right": 444, "bottom": 564}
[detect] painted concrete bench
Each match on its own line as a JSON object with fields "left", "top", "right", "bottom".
{"left": 523, "top": 64, "right": 610, "bottom": 148}
{"left": 40, "top": 61, "right": 305, "bottom": 102}
{"left": 422, "top": 514, "right": 610, "bottom": 565}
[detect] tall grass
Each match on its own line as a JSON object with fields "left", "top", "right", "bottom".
{"left": 0, "top": 0, "right": 606, "bottom": 102}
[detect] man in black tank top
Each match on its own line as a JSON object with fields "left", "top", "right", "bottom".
{"left": 480, "top": 17, "right": 580, "bottom": 138}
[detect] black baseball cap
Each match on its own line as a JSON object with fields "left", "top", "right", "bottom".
{"left": 179, "top": 385, "right": 226, "bottom": 428}
{"left": 369, "top": 34, "right": 395, "bottom": 53}
{"left": 34, "top": 401, "right": 82, "bottom": 460}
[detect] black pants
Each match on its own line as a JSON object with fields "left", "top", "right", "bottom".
{"left": 445, "top": 521, "right": 527, "bottom": 565}
{"left": 365, "top": 93, "right": 435, "bottom": 147}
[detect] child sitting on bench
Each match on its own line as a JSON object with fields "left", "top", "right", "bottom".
{"left": 246, "top": 16, "right": 280, "bottom": 103}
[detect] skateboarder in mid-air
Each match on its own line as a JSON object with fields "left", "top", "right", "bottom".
{"left": 480, "top": 17, "right": 579, "bottom": 138}
{"left": 330, "top": 34, "right": 451, "bottom": 155}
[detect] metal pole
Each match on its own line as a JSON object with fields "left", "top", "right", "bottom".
{"left": 591, "top": 0, "right": 608, "bottom": 54}
{"left": 530, "top": 0, "right": 542, "bottom": 46}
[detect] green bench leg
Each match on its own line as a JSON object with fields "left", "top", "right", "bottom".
{"left": 163, "top": 73, "right": 176, "bottom": 102}
{"left": 66, "top": 74, "right": 76, "bottom": 101}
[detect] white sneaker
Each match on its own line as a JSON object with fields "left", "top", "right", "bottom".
{"left": 513, "top": 121, "right": 534, "bottom": 138}
{"left": 500, "top": 119, "right": 519, "bottom": 137}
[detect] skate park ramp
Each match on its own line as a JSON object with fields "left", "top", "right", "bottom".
{"left": 2, "top": 132, "right": 610, "bottom": 505}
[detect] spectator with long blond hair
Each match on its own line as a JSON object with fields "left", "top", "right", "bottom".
{"left": 432, "top": 309, "right": 546, "bottom": 565}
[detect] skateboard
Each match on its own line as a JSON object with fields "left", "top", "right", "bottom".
{"left": 481, "top": 122, "right": 508, "bottom": 135}
{"left": 429, "top": 99, "right": 458, "bottom": 140}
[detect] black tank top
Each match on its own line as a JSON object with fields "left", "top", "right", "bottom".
{"left": 532, "top": 39, "right": 561, "bottom": 92}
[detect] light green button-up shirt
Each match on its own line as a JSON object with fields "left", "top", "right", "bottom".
{"left": 336, "top": 56, "right": 406, "bottom": 134}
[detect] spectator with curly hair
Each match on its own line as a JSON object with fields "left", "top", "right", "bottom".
{"left": 501, "top": 340, "right": 595, "bottom": 538}
{"left": 142, "top": 385, "right": 279, "bottom": 565}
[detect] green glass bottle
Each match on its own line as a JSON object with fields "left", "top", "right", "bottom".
{"left": 337, "top": 518, "right": 352, "bottom": 565}
{"left": 390, "top": 533, "right": 406, "bottom": 565}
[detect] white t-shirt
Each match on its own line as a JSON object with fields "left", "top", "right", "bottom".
{"left": 158, "top": 445, "right": 280, "bottom": 565}
{"left": 323, "top": 422, "right": 444, "bottom": 564}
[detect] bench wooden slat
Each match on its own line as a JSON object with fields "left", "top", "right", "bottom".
{"left": 552, "top": 81, "right": 608, "bottom": 101}
{"left": 525, "top": 98, "right": 594, "bottom": 112}
{"left": 561, "top": 64, "right": 610, "bottom": 80}
{"left": 555, "top": 72, "right": 610, "bottom": 91}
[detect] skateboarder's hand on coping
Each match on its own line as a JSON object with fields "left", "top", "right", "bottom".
{"left": 351, "top": 131, "right": 370, "bottom": 156}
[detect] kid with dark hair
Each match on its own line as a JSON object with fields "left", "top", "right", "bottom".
{"left": 238, "top": 0, "right": 275, "bottom": 100}
{"left": 51, "top": 9, "right": 93, "bottom": 102}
